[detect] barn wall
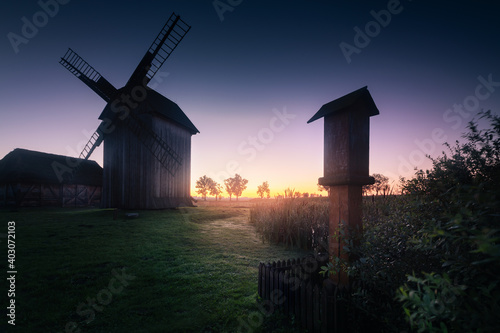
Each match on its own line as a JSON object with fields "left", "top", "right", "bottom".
{"left": 0, "top": 184, "right": 13, "bottom": 207}
{"left": 0, "top": 184, "right": 6, "bottom": 207}
{"left": 62, "top": 184, "right": 102, "bottom": 207}
{"left": 0, "top": 183, "right": 101, "bottom": 208}
{"left": 102, "top": 113, "right": 193, "bottom": 209}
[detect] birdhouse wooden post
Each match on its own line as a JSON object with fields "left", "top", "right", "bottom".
{"left": 307, "top": 86, "right": 379, "bottom": 286}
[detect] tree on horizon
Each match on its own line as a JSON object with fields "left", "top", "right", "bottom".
{"left": 195, "top": 175, "right": 214, "bottom": 200}
{"left": 363, "top": 173, "right": 390, "bottom": 196}
{"left": 210, "top": 181, "right": 223, "bottom": 201}
{"left": 224, "top": 174, "right": 248, "bottom": 201}
{"left": 257, "top": 181, "right": 271, "bottom": 199}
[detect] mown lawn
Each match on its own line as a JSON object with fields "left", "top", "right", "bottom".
{"left": 0, "top": 204, "right": 309, "bottom": 332}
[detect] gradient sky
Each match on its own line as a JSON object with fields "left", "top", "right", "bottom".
{"left": 1, "top": 0, "right": 499, "bottom": 197}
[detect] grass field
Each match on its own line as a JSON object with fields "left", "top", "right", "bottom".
{"left": 1, "top": 201, "right": 310, "bottom": 332}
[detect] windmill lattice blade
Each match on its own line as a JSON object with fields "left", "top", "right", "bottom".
{"left": 79, "top": 126, "right": 105, "bottom": 160}
{"left": 127, "top": 13, "right": 191, "bottom": 87}
{"left": 146, "top": 13, "right": 191, "bottom": 81}
{"left": 123, "top": 113, "right": 183, "bottom": 176}
{"left": 60, "top": 48, "right": 118, "bottom": 102}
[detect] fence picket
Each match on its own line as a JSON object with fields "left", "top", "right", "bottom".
{"left": 313, "top": 284, "right": 321, "bottom": 332}
{"left": 294, "top": 276, "right": 301, "bottom": 318}
{"left": 306, "top": 282, "right": 313, "bottom": 332}
{"left": 265, "top": 264, "right": 271, "bottom": 300}
{"left": 258, "top": 263, "right": 263, "bottom": 297}
{"left": 300, "top": 280, "right": 307, "bottom": 327}
{"left": 269, "top": 267, "right": 276, "bottom": 299}
{"left": 257, "top": 255, "right": 344, "bottom": 333}
{"left": 283, "top": 271, "right": 290, "bottom": 316}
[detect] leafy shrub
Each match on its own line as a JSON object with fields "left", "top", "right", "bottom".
{"left": 342, "top": 195, "right": 439, "bottom": 332}
{"left": 397, "top": 111, "right": 500, "bottom": 332}
{"left": 397, "top": 272, "right": 467, "bottom": 333}
{"left": 251, "top": 111, "right": 500, "bottom": 332}
{"left": 326, "top": 111, "right": 500, "bottom": 332}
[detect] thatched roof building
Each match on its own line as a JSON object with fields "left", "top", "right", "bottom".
{"left": 0, "top": 148, "right": 102, "bottom": 207}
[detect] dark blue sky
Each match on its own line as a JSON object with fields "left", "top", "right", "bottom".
{"left": 1, "top": 0, "right": 499, "bottom": 195}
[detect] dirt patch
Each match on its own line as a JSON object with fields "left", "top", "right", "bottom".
{"left": 206, "top": 213, "right": 251, "bottom": 231}
{"left": 195, "top": 200, "right": 254, "bottom": 208}
{"left": 196, "top": 207, "right": 262, "bottom": 244}
{"left": 187, "top": 207, "right": 247, "bottom": 224}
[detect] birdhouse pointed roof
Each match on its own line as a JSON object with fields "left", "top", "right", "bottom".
{"left": 307, "top": 86, "right": 379, "bottom": 124}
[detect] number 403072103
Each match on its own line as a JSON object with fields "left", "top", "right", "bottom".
{"left": 7, "top": 221, "right": 16, "bottom": 267}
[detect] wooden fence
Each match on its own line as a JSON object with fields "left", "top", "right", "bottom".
{"left": 258, "top": 255, "right": 349, "bottom": 333}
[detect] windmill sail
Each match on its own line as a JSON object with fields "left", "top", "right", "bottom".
{"left": 126, "top": 13, "right": 191, "bottom": 87}
{"left": 62, "top": 13, "right": 191, "bottom": 177}
{"left": 79, "top": 127, "right": 104, "bottom": 160}
{"left": 60, "top": 48, "right": 117, "bottom": 102}
{"left": 120, "top": 12, "right": 191, "bottom": 176}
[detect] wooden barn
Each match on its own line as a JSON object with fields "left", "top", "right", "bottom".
{"left": 0, "top": 148, "right": 102, "bottom": 208}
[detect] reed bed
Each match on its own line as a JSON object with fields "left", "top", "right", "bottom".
{"left": 249, "top": 197, "right": 329, "bottom": 251}
{"left": 250, "top": 195, "right": 404, "bottom": 251}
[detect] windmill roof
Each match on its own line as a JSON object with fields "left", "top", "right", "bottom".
{"left": 0, "top": 148, "right": 102, "bottom": 186}
{"left": 99, "top": 88, "right": 199, "bottom": 135}
{"left": 307, "top": 86, "right": 380, "bottom": 123}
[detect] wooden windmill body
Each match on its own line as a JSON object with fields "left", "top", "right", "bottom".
{"left": 60, "top": 13, "right": 198, "bottom": 209}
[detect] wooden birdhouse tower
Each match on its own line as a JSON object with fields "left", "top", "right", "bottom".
{"left": 307, "top": 86, "right": 379, "bottom": 285}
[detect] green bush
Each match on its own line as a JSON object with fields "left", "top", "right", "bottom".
{"left": 342, "top": 195, "right": 439, "bottom": 332}
{"left": 329, "top": 111, "right": 500, "bottom": 332}
{"left": 398, "top": 111, "right": 500, "bottom": 332}
{"left": 251, "top": 111, "right": 500, "bottom": 332}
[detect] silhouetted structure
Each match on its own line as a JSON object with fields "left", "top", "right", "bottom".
{"left": 59, "top": 13, "right": 198, "bottom": 209}
{"left": 0, "top": 148, "right": 102, "bottom": 207}
{"left": 308, "top": 86, "right": 379, "bottom": 286}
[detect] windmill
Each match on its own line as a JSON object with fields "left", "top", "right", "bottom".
{"left": 60, "top": 13, "right": 199, "bottom": 209}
